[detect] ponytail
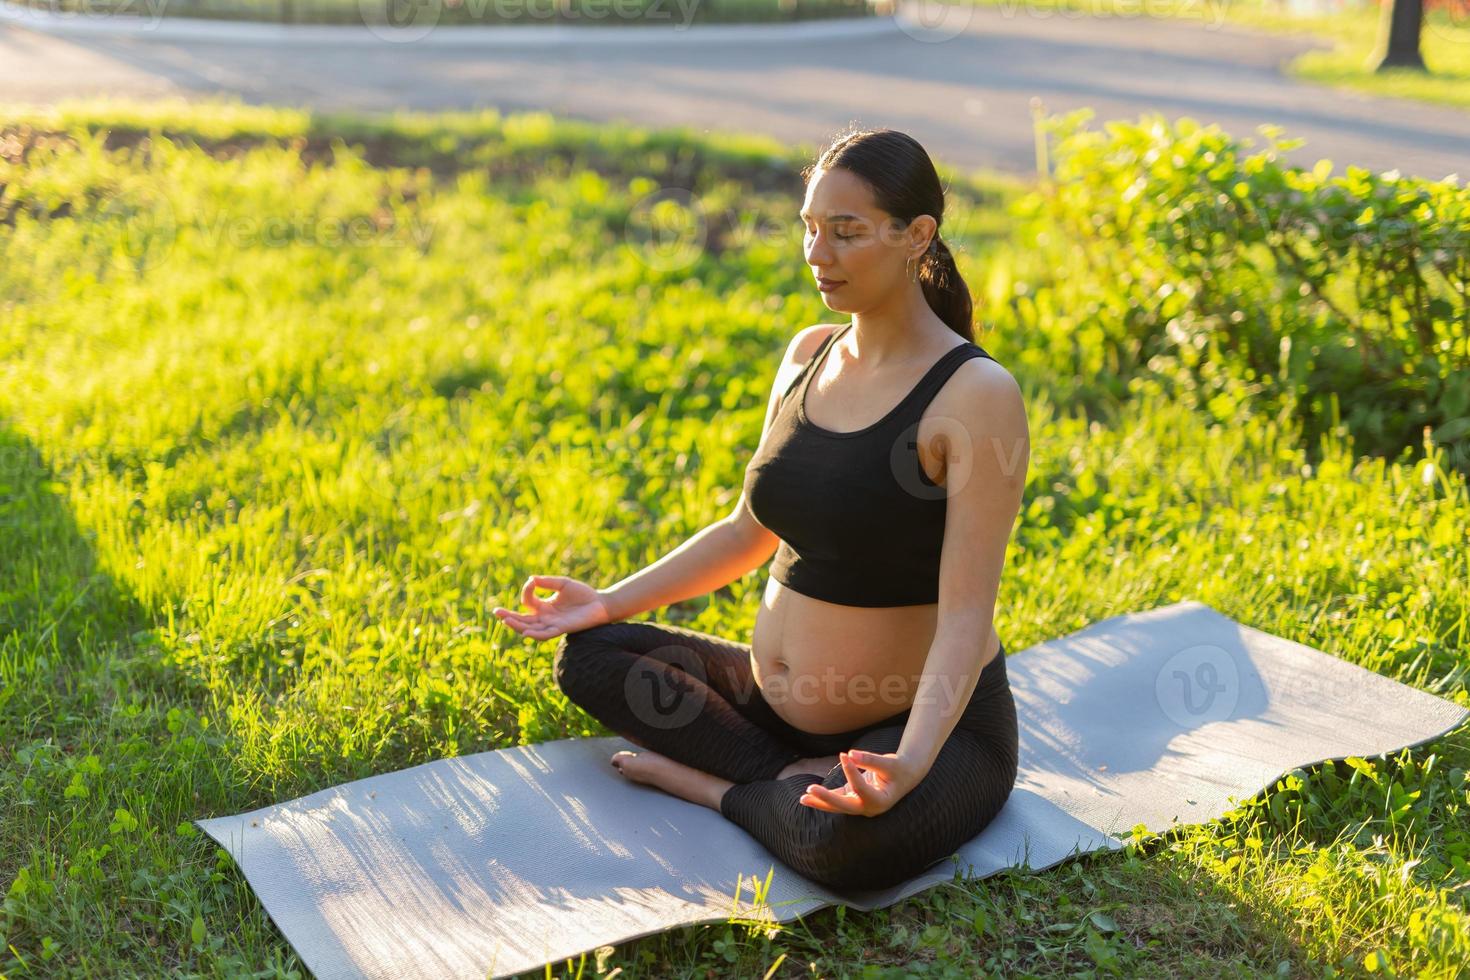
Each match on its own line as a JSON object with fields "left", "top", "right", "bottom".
{"left": 917, "top": 236, "right": 974, "bottom": 344}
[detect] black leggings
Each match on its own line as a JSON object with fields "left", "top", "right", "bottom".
{"left": 552, "top": 620, "right": 1018, "bottom": 892}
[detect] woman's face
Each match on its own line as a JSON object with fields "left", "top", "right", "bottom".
{"left": 801, "top": 166, "right": 928, "bottom": 312}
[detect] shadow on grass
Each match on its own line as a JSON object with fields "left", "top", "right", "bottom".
{"left": 0, "top": 421, "right": 310, "bottom": 975}
{"left": 0, "top": 423, "right": 159, "bottom": 736}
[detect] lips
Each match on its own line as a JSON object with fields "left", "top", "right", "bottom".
{"left": 817, "top": 277, "right": 845, "bottom": 287}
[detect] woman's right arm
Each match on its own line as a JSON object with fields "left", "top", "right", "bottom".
{"left": 494, "top": 325, "right": 835, "bottom": 639}
{"left": 595, "top": 323, "right": 837, "bottom": 623}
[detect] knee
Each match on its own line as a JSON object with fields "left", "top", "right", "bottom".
{"left": 552, "top": 623, "right": 624, "bottom": 700}
{"left": 788, "top": 811, "right": 898, "bottom": 892}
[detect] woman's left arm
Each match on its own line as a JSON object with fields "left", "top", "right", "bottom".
{"left": 800, "top": 361, "right": 1030, "bottom": 816}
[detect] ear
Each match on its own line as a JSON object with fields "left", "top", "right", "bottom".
{"left": 908, "top": 214, "right": 939, "bottom": 259}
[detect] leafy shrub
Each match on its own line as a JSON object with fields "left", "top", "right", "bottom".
{"left": 999, "top": 109, "right": 1469, "bottom": 475}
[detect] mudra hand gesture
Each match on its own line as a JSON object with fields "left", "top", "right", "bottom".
{"left": 799, "top": 749, "right": 928, "bottom": 817}
{"left": 492, "top": 575, "right": 612, "bottom": 641}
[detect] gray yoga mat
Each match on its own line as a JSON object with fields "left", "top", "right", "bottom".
{"left": 196, "top": 600, "right": 1468, "bottom": 979}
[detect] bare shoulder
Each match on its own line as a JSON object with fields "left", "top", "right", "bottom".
{"left": 771, "top": 323, "right": 842, "bottom": 394}
{"left": 952, "top": 350, "right": 1020, "bottom": 395}
{"left": 789, "top": 322, "right": 842, "bottom": 364}
{"left": 934, "top": 351, "right": 1028, "bottom": 437}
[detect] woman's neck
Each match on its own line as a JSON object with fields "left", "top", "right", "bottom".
{"left": 848, "top": 297, "right": 955, "bottom": 368}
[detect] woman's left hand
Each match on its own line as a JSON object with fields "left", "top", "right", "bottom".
{"left": 798, "top": 749, "right": 927, "bottom": 817}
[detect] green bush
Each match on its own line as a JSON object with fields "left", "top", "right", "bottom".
{"left": 997, "top": 109, "right": 1469, "bottom": 476}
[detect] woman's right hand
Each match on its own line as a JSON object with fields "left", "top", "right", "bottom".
{"left": 492, "top": 575, "right": 614, "bottom": 641}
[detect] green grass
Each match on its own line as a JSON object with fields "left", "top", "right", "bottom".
{"left": 1, "top": 98, "right": 1467, "bottom": 978}
{"left": 962, "top": 0, "right": 1470, "bottom": 112}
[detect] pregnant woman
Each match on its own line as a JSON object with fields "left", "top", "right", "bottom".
{"left": 494, "top": 128, "right": 1030, "bottom": 892}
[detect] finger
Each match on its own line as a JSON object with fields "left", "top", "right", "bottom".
{"left": 839, "top": 752, "right": 877, "bottom": 805}
{"left": 799, "top": 789, "right": 849, "bottom": 813}
{"left": 802, "top": 783, "right": 865, "bottom": 815}
{"left": 522, "top": 577, "right": 548, "bottom": 612}
{"left": 798, "top": 791, "right": 843, "bottom": 813}
{"left": 494, "top": 607, "right": 535, "bottom": 626}
{"left": 812, "top": 776, "right": 892, "bottom": 817}
{"left": 497, "top": 611, "right": 543, "bottom": 634}
{"left": 845, "top": 749, "right": 893, "bottom": 775}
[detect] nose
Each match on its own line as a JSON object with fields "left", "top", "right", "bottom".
{"left": 805, "top": 230, "right": 835, "bottom": 267}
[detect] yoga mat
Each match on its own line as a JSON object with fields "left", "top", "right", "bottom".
{"left": 196, "top": 600, "right": 1468, "bottom": 979}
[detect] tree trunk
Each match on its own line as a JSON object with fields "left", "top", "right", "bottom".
{"left": 1373, "top": 0, "right": 1428, "bottom": 72}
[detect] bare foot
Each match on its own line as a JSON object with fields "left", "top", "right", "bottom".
{"left": 610, "top": 750, "right": 732, "bottom": 811}
{"left": 776, "top": 754, "right": 843, "bottom": 781}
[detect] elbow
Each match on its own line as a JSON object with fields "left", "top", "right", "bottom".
{"left": 724, "top": 515, "right": 779, "bottom": 569}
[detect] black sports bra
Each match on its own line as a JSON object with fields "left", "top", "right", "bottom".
{"left": 742, "top": 322, "right": 997, "bottom": 607}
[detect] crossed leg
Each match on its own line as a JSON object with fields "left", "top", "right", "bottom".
{"left": 553, "top": 620, "right": 811, "bottom": 783}
{"left": 553, "top": 620, "right": 1019, "bottom": 892}
{"left": 718, "top": 709, "right": 1018, "bottom": 892}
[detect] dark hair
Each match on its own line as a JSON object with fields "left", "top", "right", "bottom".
{"left": 801, "top": 128, "right": 974, "bottom": 344}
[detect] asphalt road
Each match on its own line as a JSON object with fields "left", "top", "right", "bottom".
{"left": 1, "top": 3, "right": 1466, "bottom": 182}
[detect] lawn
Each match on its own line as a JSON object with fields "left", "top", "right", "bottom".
{"left": 1, "top": 99, "right": 1466, "bottom": 977}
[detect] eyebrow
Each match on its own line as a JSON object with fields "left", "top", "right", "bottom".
{"left": 799, "top": 210, "right": 861, "bottom": 221}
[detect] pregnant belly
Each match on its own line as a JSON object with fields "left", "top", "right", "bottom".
{"left": 750, "top": 574, "right": 940, "bottom": 735}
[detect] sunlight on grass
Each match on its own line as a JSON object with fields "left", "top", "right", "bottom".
{"left": 1, "top": 98, "right": 1466, "bottom": 977}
